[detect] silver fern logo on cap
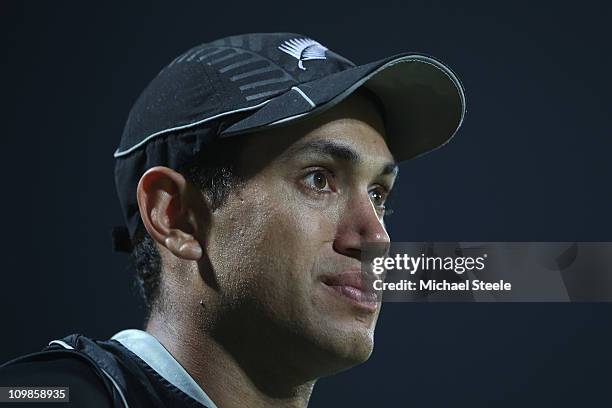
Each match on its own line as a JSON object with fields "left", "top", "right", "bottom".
{"left": 278, "top": 38, "right": 328, "bottom": 70}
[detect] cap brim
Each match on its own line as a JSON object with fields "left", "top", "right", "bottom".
{"left": 219, "top": 53, "right": 466, "bottom": 162}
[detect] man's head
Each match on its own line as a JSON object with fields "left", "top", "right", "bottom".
{"left": 113, "top": 32, "right": 464, "bottom": 384}
{"left": 132, "top": 89, "right": 395, "bottom": 378}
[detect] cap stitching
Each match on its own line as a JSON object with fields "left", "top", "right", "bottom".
{"left": 113, "top": 99, "right": 272, "bottom": 158}
{"left": 291, "top": 86, "right": 315, "bottom": 108}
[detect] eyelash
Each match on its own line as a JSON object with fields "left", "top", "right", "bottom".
{"left": 369, "top": 186, "right": 390, "bottom": 218}
{"left": 300, "top": 169, "right": 392, "bottom": 215}
{"left": 301, "top": 168, "right": 336, "bottom": 193}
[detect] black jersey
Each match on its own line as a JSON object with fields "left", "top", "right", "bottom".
{"left": 0, "top": 330, "right": 217, "bottom": 407}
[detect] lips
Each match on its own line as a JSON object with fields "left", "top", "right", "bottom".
{"left": 321, "top": 271, "right": 379, "bottom": 312}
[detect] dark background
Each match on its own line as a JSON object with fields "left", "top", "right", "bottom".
{"left": 2, "top": 1, "right": 611, "bottom": 406}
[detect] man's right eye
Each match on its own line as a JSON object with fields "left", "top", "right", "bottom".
{"left": 302, "top": 170, "right": 333, "bottom": 192}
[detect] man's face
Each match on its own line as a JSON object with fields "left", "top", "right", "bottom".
{"left": 205, "top": 91, "right": 397, "bottom": 376}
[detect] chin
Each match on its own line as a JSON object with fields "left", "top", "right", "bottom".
{"left": 312, "top": 325, "right": 376, "bottom": 375}
{"left": 340, "top": 331, "right": 375, "bottom": 365}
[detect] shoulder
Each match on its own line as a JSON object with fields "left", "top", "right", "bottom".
{"left": 0, "top": 350, "right": 115, "bottom": 407}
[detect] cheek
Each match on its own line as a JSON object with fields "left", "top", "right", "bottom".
{"left": 221, "top": 183, "right": 339, "bottom": 302}
{"left": 209, "top": 174, "right": 347, "bottom": 306}
{"left": 269, "top": 184, "right": 342, "bottom": 266}
{"left": 250, "top": 193, "right": 324, "bottom": 280}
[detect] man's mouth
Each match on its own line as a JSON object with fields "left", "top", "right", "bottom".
{"left": 320, "top": 271, "right": 379, "bottom": 313}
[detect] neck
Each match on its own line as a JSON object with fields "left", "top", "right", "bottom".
{"left": 146, "top": 313, "right": 317, "bottom": 408}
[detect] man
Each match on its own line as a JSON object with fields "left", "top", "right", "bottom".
{"left": 0, "top": 33, "right": 465, "bottom": 407}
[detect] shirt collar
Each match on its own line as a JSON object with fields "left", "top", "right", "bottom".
{"left": 111, "top": 329, "right": 218, "bottom": 408}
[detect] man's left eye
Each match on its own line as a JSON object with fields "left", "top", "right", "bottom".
{"left": 369, "top": 187, "right": 387, "bottom": 208}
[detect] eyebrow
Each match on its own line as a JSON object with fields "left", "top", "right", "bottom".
{"left": 381, "top": 162, "right": 399, "bottom": 176}
{"left": 287, "top": 139, "right": 398, "bottom": 177}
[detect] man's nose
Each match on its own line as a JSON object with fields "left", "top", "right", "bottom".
{"left": 332, "top": 191, "right": 390, "bottom": 261}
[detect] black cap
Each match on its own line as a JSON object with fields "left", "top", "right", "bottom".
{"left": 113, "top": 32, "right": 466, "bottom": 251}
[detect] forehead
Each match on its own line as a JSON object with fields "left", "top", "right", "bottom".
{"left": 240, "top": 91, "right": 394, "bottom": 169}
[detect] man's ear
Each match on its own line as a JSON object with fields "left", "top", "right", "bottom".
{"left": 136, "top": 166, "right": 203, "bottom": 260}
